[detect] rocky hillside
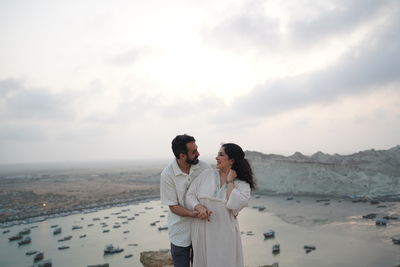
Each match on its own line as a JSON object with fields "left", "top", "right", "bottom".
{"left": 246, "top": 145, "right": 400, "bottom": 198}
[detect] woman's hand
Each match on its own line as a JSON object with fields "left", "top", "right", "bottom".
{"left": 194, "top": 204, "right": 212, "bottom": 221}
{"left": 227, "top": 169, "right": 237, "bottom": 182}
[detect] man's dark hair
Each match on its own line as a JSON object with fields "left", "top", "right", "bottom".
{"left": 172, "top": 134, "right": 196, "bottom": 159}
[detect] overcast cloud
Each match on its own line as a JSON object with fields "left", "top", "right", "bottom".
{"left": 0, "top": 0, "right": 399, "bottom": 163}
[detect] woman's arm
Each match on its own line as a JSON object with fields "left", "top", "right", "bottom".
{"left": 226, "top": 179, "right": 251, "bottom": 216}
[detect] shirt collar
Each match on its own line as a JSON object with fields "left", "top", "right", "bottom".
{"left": 172, "top": 159, "right": 200, "bottom": 176}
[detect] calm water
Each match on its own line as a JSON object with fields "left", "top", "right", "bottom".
{"left": 1, "top": 196, "right": 400, "bottom": 267}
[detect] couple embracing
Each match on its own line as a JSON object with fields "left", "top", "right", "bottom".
{"left": 160, "top": 134, "right": 256, "bottom": 267}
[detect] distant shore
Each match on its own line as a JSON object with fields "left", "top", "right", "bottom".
{"left": 0, "top": 165, "right": 162, "bottom": 227}
{"left": 2, "top": 163, "right": 399, "bottom": 228}
{"left": 0, "top": 194, "right": 160, "bottom": 228}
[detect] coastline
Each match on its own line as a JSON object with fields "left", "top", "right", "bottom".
{"left": 255, "top": 190, "right": 400, "bottom": 202}
{"left": 0, "top": 194, "right": 161, "bottom": 228}
{"left": 3, "top": 189, "right": 400, "bottom": 228}
{"left": 0, "top": 165, "right": 163, "bottom": 227}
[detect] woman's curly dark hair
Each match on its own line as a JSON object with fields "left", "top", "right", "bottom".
{"left": 222, "top": 143, "right": 256, "bottom": 191}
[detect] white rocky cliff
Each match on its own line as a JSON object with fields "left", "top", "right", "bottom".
{"left": 246, "top": 145, "right": 400, "bottom": 198}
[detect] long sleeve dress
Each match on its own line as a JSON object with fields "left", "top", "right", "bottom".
{"left": 185, "top": 168, "right": 251, "bottom": 267}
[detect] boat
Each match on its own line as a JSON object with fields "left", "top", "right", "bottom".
{"left": 392, "top": 236, "right": 400, "bottom": 245}
{"left": 19, "top": 228, "right": 31, "bottom": 235}
{"left": 124, "top": 254, "right": 133, "bottom": 258}
{"left": 8, "top": 233, "right": 23, "bottom": 241}
{"left": 263, "top": 231, "right": 275, "bottom": 239}
{"left": 72, "top": 225, "right": 83, "bottom": 230}
{"left": 58, "top": 245, "right": 70, "bottom": 250}
{"left": 383, "top": 215, "right": 399, "bottom": 220}
{"left": 26, "top": 250, "right": 37, "bottom": 255}
{"left": 272, "top": 244, "right": 280, "bottom": 254}
{"left": 53, "top": 227, "right": 62, "bottom": 235}
{"left": 30, "top": 259, "right": 52, "bottom": 267}
{"left": 113, "top": 225, "right": 121, "bottom": 228}
{"left": 123, "top": 230, "right": 130, "bottom": 234}
{"left": 58, "top": 235, "right": 72, "bottom": 242}
{"left": 103, "top": 229, "right": 110, "bottom": 233}
{"left": 18, "top": 236, "right": 31, "bottom": 246}
{"left": 2, "top": 229, "right": 10, "bottom": 234}
{"left": 304, "top": 245, "right": 317, "bottom": 253}
{"left": 362, "top": 213, "right": 377, "bottom": 219}
{"left": 246, "top": 231, "right": 255, "bottom": 236}
{"left": 34, "top": 251, "right": 44, "bottom": 262}
{"left": 158, "top": 226, "right": 168, "bottom": 231}
{"left": 50, "top": 225, "right": 58, "bottom": 228}
{"left": 104, "top": 244, "right": 124, "bottom": 255}
{"left": 375, "top": 218, "right": 388, "bottom": 226}
{"left": 80, "top": 234, "right": 87, "bottom": 238}
{"left": 87, "top": 264, "right": 109, "bottom": 267}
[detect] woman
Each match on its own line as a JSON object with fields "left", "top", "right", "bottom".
{"left": 186, "top": 143, "right": 256, "bottom": 267}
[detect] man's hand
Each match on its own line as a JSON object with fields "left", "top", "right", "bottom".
{"left": 194, "top": 204, "right": 212, "bottom": 221}
{"left": 190, "top": 210, "right": 200, "bottom": 218}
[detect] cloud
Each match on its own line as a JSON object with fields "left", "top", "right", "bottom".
{"left": 105, "top": 46, "right": 158, "bottom": 66}
{"left": 0, "top": 124, "right": 46, "bottom": 142}
{"left": 0, "top": 78, "right": 23, "bottom": 97}
{"left": 0, "top": 78, "right": 77, "bottom": 144}
{"left": 288, "top": 0, "right": 394, "bottom": 44}
{"left": 216, "top": 7, "right": 400, "bottom": 121}
{"left": 205, "top": 0, "right": 397, "bottom": 51}
{"left": 204, "top": 0, "right": 281, "bottom": 50}
{"left": 0, "top": 84, "right": 74, "bottom": 121}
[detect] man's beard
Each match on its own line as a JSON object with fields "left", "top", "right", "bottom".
{"left": 186, "top": 157, "right": 199, "bottom": 165}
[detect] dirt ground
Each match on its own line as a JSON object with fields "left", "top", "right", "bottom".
{"left": 0, "top": 163, "right": 163, "bottom": 223}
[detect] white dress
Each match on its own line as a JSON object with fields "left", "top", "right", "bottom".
{"left": 186, "top": 169, "right": 251, "bottom": 267}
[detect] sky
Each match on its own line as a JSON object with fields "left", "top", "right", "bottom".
{"left": 0, "top": 0, "right": 399, "bottom": 164}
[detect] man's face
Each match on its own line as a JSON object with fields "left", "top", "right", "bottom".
{"left": 185, "top": 142, "right": 200, "bottom": 165}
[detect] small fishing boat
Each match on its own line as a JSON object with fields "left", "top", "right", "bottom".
{"left": 34, "top": 251, "right": 44, "bottom": 262}
{"left": 272, "top": 244, "right": 280, "bottom": 254}
{"left": 263, "top": 231, "right": 275, "bottom": 239}
{"left": 104, "top": 244, "right": 123, "bottom": 255}
{"left": 53, "top": 227, "right": 62, "bottom": 235}
{"left": 18, "top": 236, "right": 31, "bottom": 246}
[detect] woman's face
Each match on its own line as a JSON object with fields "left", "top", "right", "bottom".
{"left": 216, "top": 147, "right": 234, "bottom": 170}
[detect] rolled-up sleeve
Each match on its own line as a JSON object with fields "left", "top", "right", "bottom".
{"left": 226, "top": 181, "right": 251, "bottom": 214}
{"left": 160, "top": 170, "right": 178, "bottom": 206}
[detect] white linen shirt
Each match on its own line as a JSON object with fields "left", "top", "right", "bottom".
{"left": 160, "top": 159, "right": 210, "bottom": 247}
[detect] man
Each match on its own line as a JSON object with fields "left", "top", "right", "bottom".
{"left": 160, "top": 134, "right": 211, "bottom": 267}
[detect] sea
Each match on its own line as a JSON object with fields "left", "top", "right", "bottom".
{"left": 1, "top": 195, "right": 400, "bottom": 267}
